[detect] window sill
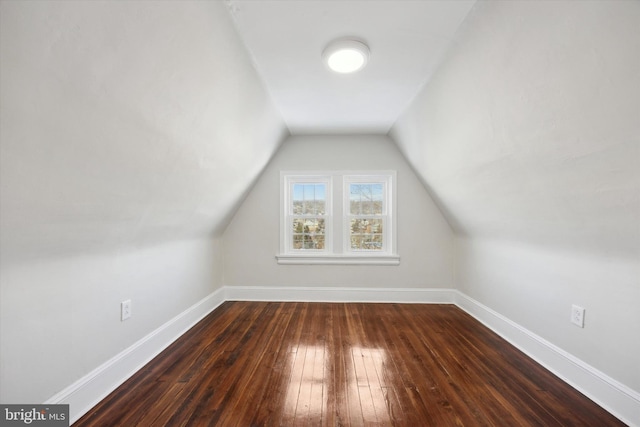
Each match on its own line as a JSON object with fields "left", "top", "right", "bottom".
{"left": 276, "top": 254, "right": 400, "bottom": 266}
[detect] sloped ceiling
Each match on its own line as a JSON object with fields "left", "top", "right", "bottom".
{"left": 226, "top": 0, "right": 475, "bottom": 134}
{"left": 0, "top": 0, "right": 478, "bottom": 266}
{"left": 2, "top": 0, "right": 637, "bottom": 265}
{"left": 391, "top": 0, "right": 640, "bottom": 257}
{"left": 0, "top": 1, "right": 287, "bottom": 264}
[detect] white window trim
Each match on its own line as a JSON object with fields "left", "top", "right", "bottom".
{"left": 275, "top": 254, "right": 400, "bottom": 265}
{"left": 277, "top": 170, "right": 399, "bottom": 266}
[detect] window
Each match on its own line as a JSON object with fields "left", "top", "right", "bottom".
{"left": 345, "top": 174, "right": 393, "bottom": 253}
{"left": 292, "top": 183, "right": 327, "bottom": 250}
{"left": 282, "top": 175, "right": 332, "bottom": 254}
{"left": 278, "top": 171, "right": 398, "bottom": 265}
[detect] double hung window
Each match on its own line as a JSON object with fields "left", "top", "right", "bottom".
{"left": 345, "top": 175, "right": 391, "bottom": 253}
{"left": 279, "top": 171, "right": 398, "bottom": 265}
{"left": 283, "top": 175, "right": 332, "bottom": 253}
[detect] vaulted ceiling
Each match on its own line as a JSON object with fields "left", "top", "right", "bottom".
{"left": 226, "top": 0, "right": 475, "bottom": 134}
{"left": 1, "top": 0, "right": 637, "bottom": 265}
{"left": 0, "top": 0, "right": 479, "bottom": 264}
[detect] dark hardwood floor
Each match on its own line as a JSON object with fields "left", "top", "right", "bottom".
{"left": 75, "top": 302, "right": 625, "bottom": 426}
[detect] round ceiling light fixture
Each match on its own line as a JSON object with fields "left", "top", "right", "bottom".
{"left": 322, "top": 39, "right": 370, "bottom": 74}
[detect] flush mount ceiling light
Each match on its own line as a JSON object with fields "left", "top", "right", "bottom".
{"left": 322, "top": 39, "right": 370, "bottom": 74}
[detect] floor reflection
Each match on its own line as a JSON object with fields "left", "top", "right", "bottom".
{"left": 350, "top": 346, "right": 391, "bottom": 424}
{"left": 283, "top": 344, "right": 390, "bottom": 424}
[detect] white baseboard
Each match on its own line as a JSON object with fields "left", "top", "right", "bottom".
{"left": 48, "top": 285, "right": 638, "bottom": 426}
{"left": 454, "top": 291, "right": 640, "bottom": 427}
{"left": 45, "top": 287, "right": 226, "bottom": 425}
{"left": 225, "top": 285, "right": 455, "bottom": 303}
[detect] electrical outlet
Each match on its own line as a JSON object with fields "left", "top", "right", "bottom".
{"left": 571, "top": 304, "right": 584, "bottom": 328}
{"left": 121, "top": 300, "right": 132, "bottom": 321}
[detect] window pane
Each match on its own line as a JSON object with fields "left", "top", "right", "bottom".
{"left": 350, "top": 218, "right": 383, "bottom": 250}
{"left": 293, "top": 183, "right": 326, "bottom": 215}
{"left": 292, "top": 218, "right": 325, "bottom": 250}
{"left": 350, "top": 183, "right": 383, "bottom": 215}
{"left": 311, "top": 235, "right": 325, "bottom": 249}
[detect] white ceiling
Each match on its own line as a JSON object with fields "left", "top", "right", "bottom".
{"left": 226, "top": 0, "right": 476, "bottom": 134}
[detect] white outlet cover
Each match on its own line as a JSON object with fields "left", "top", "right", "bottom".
{"left": 571, "top": 304, "right": 585, "bottom": 328}
{"left": 121, "top": 300, "right": 132, "bottom": 321}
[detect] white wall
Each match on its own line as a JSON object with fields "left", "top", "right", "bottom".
{"left": 0, "top": 0, "right": 287, "bottom": 264}
{"left": 456, "top": 238, "right": 640, "bottom": 391}
{"left": 391, "top": 0, "right": 640, "bottom": 393}
{"left": 223, "top": 135, "right": 454, "bottom": 288}
{"left": 0, "top": 1, "right": 285, "bottom": 403}
{"left": 0, "top": 238, "right": 222, "bottom": 403}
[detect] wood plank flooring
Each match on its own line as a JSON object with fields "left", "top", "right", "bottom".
{"left": 75, "top": 302, "right": 625, "bottom": 426}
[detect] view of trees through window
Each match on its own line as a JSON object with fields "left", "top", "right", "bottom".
{"left": 349, "top": 184, "right": 383, "bottom": 250}
{"left": 282, "top": 172, "right": 395, "bottom": 258}
{"left": 292, "top": 184, "right": 326, "bottom": 249}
